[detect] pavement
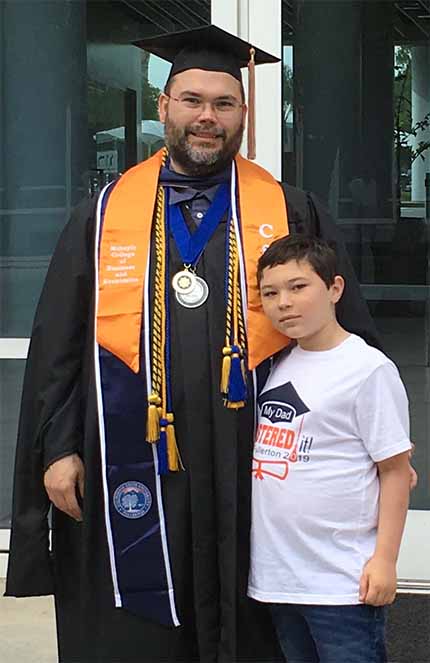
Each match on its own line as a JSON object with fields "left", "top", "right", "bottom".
{"left": 1, "top": 578, "right": 429, "bottom": 663}
{"left": 0, "top": 579, "right": 58, "bottom": 663}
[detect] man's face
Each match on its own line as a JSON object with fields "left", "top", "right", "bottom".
{"left": 158, "top": 69, "right": 247, "bottom": 176}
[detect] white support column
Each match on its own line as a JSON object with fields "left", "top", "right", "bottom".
{"left": 247, "top": 0, "right": 282, "bottom": 179}
{"left": 411, "top": 46, "right": 430, "bottom": 203}
{"left": 211, "top": 0, "right": 282, "bottom": 179}
{"left": 211, "top": 0, "right": 239, "bottom": 33}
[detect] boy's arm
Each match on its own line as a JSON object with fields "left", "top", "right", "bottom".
{"left": 359, "top": 451, "right": 410, "bottom": 606}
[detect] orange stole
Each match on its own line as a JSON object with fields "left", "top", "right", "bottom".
{"left": 97, "top": 150, "right": 290, "bottom": 374}
{"left": 235, "top": 155, "right": 290, "bottom": 368}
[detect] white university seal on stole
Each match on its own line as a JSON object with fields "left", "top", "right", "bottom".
{"left": 113, "top": 481, "right": 152, "bottom": 519}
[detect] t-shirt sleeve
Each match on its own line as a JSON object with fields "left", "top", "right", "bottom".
{"left": 355, "top": 362, "right": 411, "bottom": 462}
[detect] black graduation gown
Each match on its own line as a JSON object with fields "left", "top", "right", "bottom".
{"left": 5, "top": 182, "right": 380, "bottom": 663}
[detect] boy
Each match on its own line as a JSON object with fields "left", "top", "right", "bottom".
{"left": 248, "top": 235, "right": 411, "bottom": 663}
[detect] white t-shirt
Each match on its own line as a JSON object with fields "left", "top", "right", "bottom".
{"left": 248, "top": 334, "right": 411, "bottom": 605}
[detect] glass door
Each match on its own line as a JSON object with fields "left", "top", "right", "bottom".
{"left": 0, "top": 0, "right": 211, "bottom": 567}
{"left": 281, "top": 0, "right": 430, "bottom": 588}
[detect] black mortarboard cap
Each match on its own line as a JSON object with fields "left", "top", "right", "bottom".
{"left": 134, "top": 24, "right": 279, "bottom": 83}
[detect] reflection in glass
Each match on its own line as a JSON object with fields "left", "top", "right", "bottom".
{"left": 0, "top": 1, "right": 211, "bottom": 537}
{"left": 0, "top": 1, "right": 88, "bottom": 338}
{"left": 89, "top": 52, "right": 169, "bottom": 187}
{"left": 283, "top": 45, "right": 294, "bottom": 171}
{"left": 281, "top": 0, "right": 430, "bottom": 509}
{"left": 1, "top": 0, "right": 211, "bottom": 337}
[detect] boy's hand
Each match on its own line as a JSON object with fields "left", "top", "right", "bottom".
{"left": 359, "top": 556, "right": 397, "bottom": 606}
{"left": 408, "top": 462, "right": 418, "bottom": 490}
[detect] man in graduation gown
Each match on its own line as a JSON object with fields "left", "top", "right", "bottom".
{"left": 6, "top": 25, "right": 382, "bottom": 663}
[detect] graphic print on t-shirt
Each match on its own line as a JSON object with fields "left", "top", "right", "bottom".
{"left": 253, "top": 381, "right": 311, "bottom": 481}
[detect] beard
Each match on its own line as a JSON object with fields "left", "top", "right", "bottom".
{"left": 164, "top": 114, "right": 244, "bottom": 177}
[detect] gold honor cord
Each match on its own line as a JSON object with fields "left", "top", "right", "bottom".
{"left": 148, "top": 150, "right": 247, "bottom": 472}
{"left": 146, "top": 180, "right": 164, "bottom": 442}
{"left": 220, "top": 221, "right": 247, "bottom": 409}
{"left": 146, "top": 149, "right": 182, "bottom": 471}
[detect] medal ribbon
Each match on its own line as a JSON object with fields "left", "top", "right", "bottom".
{"left": 168, "top": 181, "right": 230, "bottom": 266}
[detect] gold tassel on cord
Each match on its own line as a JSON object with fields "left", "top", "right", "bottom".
{"left": 166, "top": 413, "right": 183, "bottom": 472}
{"left": 226, "top": 400, "right": 246, "bottom": 410}
{"left": 220, "top": 346, "right": 232, "bottom": 394}
{"left": 146, "top": 393, "right": 161, "bottom": 442}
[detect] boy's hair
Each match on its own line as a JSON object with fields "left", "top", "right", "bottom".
{"left": 257, "top": 235, "right": 338, "bottom": 289}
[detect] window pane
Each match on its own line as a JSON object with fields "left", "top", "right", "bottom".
{"left": 0, "top": 361, "right": 25, "bottom": 529}
{"left": 0, "top": 0, "right": 211, "bottom": 535}
{"left": 282, "top": 0, "right": 430, "bottom": 509}
{"left": 0, "top": 0, "right": 210, "bottom": 337}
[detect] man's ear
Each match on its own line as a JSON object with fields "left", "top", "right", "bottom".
{"left": 331, "top": 275, "right": 345, "bottom": 304}
{"left": 158, "top": 93, "right": 168, "bottom": 123}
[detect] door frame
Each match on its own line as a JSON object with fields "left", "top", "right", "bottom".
{"left": 1, "top": 0, "right": 429, "bottom": 595}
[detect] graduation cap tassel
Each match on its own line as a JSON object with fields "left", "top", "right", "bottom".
{"left": 247, "top": 47, "right": 256, "bottom": 160}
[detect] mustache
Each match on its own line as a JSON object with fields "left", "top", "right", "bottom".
{"left": 185, "top": 124, "right": 226, "bottom": 139}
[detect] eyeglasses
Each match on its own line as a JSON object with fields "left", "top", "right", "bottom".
{"left": 166, "top": 94, "right": 244, "bottom": 115}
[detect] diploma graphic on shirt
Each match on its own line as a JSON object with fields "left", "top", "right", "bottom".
{"left": 253, "top": 381, "right": 311, "bottom": 480}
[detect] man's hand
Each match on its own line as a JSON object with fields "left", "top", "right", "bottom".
{"left": 44, "top": 453, "right": 85, "bottom": 522}
{"left": 359, "top": 556, "right": 397, "bottom": 606}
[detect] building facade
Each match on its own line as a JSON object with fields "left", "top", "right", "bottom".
{"left": 1, "top": 0, "right": 429, "bottom": 659}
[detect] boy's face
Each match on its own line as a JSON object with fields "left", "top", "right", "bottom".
{"left": 259, "top": 259, "right": 344, "bottom": 341}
